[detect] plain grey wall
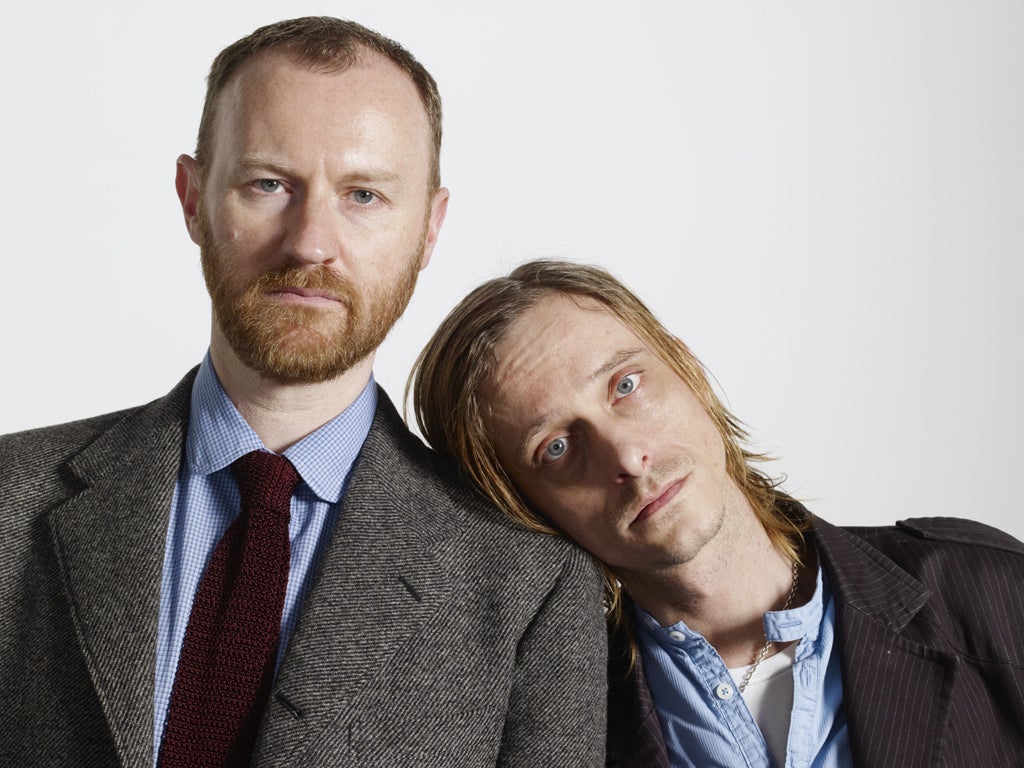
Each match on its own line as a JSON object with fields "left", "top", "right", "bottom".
{"left": 2, "top": 1, "right": 1021, "bottom": 539}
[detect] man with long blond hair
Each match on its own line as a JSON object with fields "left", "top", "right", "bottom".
{"left": 411, "top": 259, "right": 1024, "bottom": 768}
{"left": 0, "top": 23, "right": 606, "bottom": 767}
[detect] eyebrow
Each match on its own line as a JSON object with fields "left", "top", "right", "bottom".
{"left": 234, "top": 155, "right": 292, "bottom": 177}
{"left": 588, "top": 347, "right": 645, "bottom": 384}
{"left": 234, "top": 154, "right": 404, "bottom": 186}
{"left": 514, "top": 346, "right": 647, "bottom": 461}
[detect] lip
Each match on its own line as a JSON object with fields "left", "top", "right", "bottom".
{"left": 631, "top": 476, "right": 687, "bottom": 526}
{"left": 266, "top": 287, "right": 341, "bottom": 306}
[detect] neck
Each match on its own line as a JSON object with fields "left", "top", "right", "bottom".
{"left": 210, "top": 338, "right": 374, "bottom": 453}
{"left": 622, "top": 498, "right": 804, "bottom": 667}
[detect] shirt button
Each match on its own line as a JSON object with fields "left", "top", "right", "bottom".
{"left": 715, "top": 683, "right": 734, "bottom": 700}
{"left": 668, "top": 630, "right": 686, "bottom": 642}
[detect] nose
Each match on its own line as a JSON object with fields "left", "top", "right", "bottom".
{"left": 592, "top": 426, "right": 649, "bottom": 483}
{"left": 284, "top": 190, "right": 340, "bottom": 266}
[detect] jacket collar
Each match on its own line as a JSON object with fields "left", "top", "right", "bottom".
{"left": 809, "top": 512, "right": 958, "bottom": 768}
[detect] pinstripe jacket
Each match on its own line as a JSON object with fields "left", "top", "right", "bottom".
{"left": 606, "top": 509, "right": 1024, "bottom": 768}
{"left": 0, "top": 369, "right": 607, "bottom": 767}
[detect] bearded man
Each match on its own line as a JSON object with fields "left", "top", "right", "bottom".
{"left": 0, "top": 19, "right": 605, "bottom": 768}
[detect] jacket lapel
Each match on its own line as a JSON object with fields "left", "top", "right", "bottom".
{"left": 256, "top": 392, "right": 453, "bottom": 766}
{"left": 812, "top": 517, "right": 958, "bottom": 768}
{"left": 47, "top": 371, "right": 194, "bottom": 767}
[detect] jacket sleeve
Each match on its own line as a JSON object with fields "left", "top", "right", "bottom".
{"left": 497, "top": 547, "right": 607, "bottom": 767}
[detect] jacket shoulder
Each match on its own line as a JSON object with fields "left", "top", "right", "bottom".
{"left": 835, "top": 516, "right": 1024, "bottom": 651}
{"left": 895, "top": 516, "right": 1024, "bottom": 554}
{"left": 1, "top": 369, "right": 196, "bottom": 479}
{"left": 845, "top": 516, "right": 1024, "bottom": 559}
{"left": 0, "top": 370, "right": 195, "bottom": 526}
{"left": 360, "top": 388, "right": 592, "bottom": 570}
{"left": 0, "top": 408, "right": 141, "bottom": 490}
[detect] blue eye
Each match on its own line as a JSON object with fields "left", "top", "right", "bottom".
{"left": 615, "top": 374, "right": 638, "bottom": 397}
{"left": 257, "top": 179, "right": 283, "bottom": 193}
{"left": 352, "top": 190, "right": 377, "bottom": 205}
{"left": 544, "top": 438, "right": 567, "bottom": 460}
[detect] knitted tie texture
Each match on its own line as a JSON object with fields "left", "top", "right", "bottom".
{"left": 160, "top": 450, "right": 299, "bottom": 768}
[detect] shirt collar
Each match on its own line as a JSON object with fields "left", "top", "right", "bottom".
{"left": 634, "top": 563, "right": 827, "bottom": 648}
{"left": 186, "top": 352, "right": 378, "bottom": 504}
{"left": 763, "top": 563, "right": 825, "bottom": 644}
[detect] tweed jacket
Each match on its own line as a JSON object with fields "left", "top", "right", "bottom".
{"left": 606, "top": 510, "right": 1024, "bottom": 768}
{"left": 0, "top": 369, "right": 607, "bottom": 767}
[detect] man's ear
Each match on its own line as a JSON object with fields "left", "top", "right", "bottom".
{"left": 175, "top": 154, "right": 203, "bottom": 246}
{"left": 418, "top": 186, "right": 450, "bottom": 271}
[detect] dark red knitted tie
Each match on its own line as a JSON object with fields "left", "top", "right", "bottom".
{"left": 160, "top": 450, "right": 300, "bottom": 768}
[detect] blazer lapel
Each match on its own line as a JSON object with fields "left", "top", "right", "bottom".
{"left": 812, "top": 518, "right": 958, "bottom": 768}
{"left": 256, "top": 392, "right": 453, "bottom": 766}
{"left": 47, "top": 372, "right": 194, "bottom": 767}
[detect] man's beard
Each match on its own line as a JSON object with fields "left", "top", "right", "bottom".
{"left": 199, "top": 213, "right": 425, "bottom": 384}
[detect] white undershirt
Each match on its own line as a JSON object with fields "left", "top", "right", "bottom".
{"left": 729, "top": 642, "right": 798, "bottom": 767}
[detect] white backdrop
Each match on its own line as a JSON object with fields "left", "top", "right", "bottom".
{"left": 2, "top": 1, "right": 1021, "bottom": 540}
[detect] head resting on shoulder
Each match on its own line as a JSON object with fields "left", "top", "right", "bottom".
{"left": 409, "top": 259, "right": 806, "bottom": 615}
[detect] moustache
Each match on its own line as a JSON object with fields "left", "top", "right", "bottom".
{"left": 250, "top": 265, "right": 353, "bottom": 297}
{"left": 619, "top": 457, "right": 694, "bottom": 521}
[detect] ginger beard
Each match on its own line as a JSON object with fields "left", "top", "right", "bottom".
{"left": 198, "top": 206, "right": 427, "bottom": 384}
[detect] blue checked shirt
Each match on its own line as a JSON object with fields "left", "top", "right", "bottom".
{"left": 153, "top": 354, "right": 377, "bottom": 760}
{"left": 636, "top": 566, "right": 852, "bottom": 768}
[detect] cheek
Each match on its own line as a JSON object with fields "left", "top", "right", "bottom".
{"left": 212, "top": 195, "right": 283, "bottom": 242}
{"left": 535, "top": 487, "right": 606, "bottom": 542}
{"left": 225, "top": 215, "right": 274, "bottom": 247}
{"left": 699, "top": 419, "right": 729, "bottom": 471}
{"left": 675, "top": 394, "right": 728, "bottom": 467}
{"left": 216, "top": 223, "right": 282, "bottom": 273}
{"left": 373, "top": 222, "right": 424, "bottom": 260}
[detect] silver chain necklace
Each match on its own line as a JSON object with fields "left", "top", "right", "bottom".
{"left": 737, "top": 558, "right": 799, "bottom": 694}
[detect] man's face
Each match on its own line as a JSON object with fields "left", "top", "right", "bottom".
{"left": 482, "top": 294, "right": 742, "bottom": 582}
{"left": 180, "top": 50, "right": 447, "bottom": 383}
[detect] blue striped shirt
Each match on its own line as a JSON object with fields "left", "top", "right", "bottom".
{"left": 153, "top": 354, "right": 377, "bottom": 760}
{"left": 636, "top": 565, "right": 851, "bottom": 768}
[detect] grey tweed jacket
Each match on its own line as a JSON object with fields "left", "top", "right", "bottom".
{"left": 0, "top": 369, "right": 607, "bottom": 767}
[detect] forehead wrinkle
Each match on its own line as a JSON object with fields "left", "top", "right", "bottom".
{"left": 589, "top": 347, "right": 646, "bottom": 384}
{"left": 491, "top": 294, "right": 647, "bottom": 463}
{"left": 489, "top": 330, "right": 564, "bottom": 463}
{"left": 507, "top": 345, "right": 648, "bottom": 463}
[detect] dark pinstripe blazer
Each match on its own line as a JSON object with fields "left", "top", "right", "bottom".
{"left": 0, "top": 370, "right": 607, "bottom": 767}
{"left": 607, "top": 510, "right": 1024, "bottom": 768}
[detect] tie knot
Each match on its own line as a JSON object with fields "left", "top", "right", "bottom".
{"left": 231, "top": 450, "right": 301, "bottom": 515}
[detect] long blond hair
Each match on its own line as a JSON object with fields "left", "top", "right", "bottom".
{"left": 408, "top": 260, "right": 807, "bottom": 621}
